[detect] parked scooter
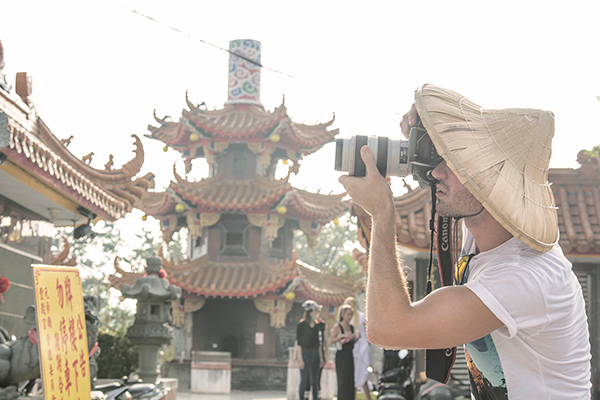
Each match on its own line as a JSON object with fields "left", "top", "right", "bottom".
{"left": 95, "top": 376, "right": 170, "bottom": 400}
{"left": 415, "top": 374, "right": 470, "bottom": 400}
{"left": 372, "top": 349, "right": 415, "bottom": 400}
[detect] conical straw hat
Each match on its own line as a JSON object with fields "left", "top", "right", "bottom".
{"left": 414, "top": 84, "right": 558, "bottom": 252}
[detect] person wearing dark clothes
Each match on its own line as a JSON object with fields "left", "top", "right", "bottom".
{"left": 296, "top": 300, "right": 324, "bottom": 400}
{"left": 330, "top": 304, "right": 357, "bottom": 400}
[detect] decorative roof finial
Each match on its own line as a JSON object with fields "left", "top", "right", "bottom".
{"left": 225, "top": 39, "right": 262, "bottom": 106}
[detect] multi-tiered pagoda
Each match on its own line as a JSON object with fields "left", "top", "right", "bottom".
{"left": 109, "top": 39, "right": 354, "bottom": 390}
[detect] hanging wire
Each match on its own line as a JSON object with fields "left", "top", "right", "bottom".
{"left": 128, "top": 8, "right": 296, "bottom": 79}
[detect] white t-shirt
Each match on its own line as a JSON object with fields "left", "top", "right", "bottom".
{"left": 461, "top": 233, "right": 591, "bottom": 399}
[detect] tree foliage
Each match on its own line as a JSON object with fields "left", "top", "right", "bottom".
{"left": 96, "top": 331, "right": 138, "bottom": 379}
{"left": 586, "top": 145, "right": 600, "bottom": 158}
{"left": 52, "top": 220, "right": 187, "bottom": 334}
{"left": 294, "top": 215, "right": 361, "bottom": 280}
{"left": 53, "top": 221, "right": 136, "bottom": 334}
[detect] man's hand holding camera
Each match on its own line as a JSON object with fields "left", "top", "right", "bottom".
{"left": 338, "top": 146, "right": 395, "bottom": 223}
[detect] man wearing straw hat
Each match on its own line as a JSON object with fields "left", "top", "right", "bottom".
{"left": 339, "top": 84, "right": 591, "bottom": 398}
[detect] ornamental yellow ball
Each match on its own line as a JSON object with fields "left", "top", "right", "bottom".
{"left": 333, "top": 218, "right": 340, "bottom": 225}
{"left": 163, "top": 145, "right": 169, "bottom": 152}
{"left": 175, "top": 204, "right": 185, "bottom": 213}
{"left": 142, "top": 214, "right": 148, "bottom": 221}
{"left": 189, "top": 133, "right": 200, "bottom": 141}
{"left": 277, "top": 205, "right": 287, "bottom": 214}
{"left": 285, "top": 292, "right": 295, "bottom": 301}
{"left": 270, "top": 134, "right": 280, "bottom": 143}
{"left": 282, "top": 160, "right": 288, "bottom": 165}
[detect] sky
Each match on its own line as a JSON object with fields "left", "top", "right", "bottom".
{"left": 1, "top": 0, "right": 599, "bottom": 244}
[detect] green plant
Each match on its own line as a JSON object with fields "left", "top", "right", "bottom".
{"left": 96, "top": 330, "right": 139, "bottom": 379}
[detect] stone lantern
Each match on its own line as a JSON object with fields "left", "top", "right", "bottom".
{"left": 121, "top": 255, "right": 181, "bottom": 383}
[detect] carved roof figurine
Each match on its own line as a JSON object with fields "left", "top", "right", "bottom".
{"left": 0, "top": 54, "right": 155, "bottom": 224}
{"left": 120, "top": 255, "right": 182, "bottom": 301}
{"left": 50, "top": 236, "right": 77, "bottom": 266}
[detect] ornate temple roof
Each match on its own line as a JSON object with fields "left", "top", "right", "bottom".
{"left": 354, "top": 151, "right": 600, "bottom": 258}
{"left": 108, "top": 250, "right": 355, "bottom": 306}
{"left": 139, "top": 171, "right": 349, "bottom": 231}
{"left": 147, "top": 98, "right": 338, "bottom": 160}
{"left": 549, "top": 151, "right": 600, "bottom": 256}
{"left": 0, "top": 76, "right": 154, "bottom": 224}
{"left": 156, "top": 171, "right": 291, "bottom": 215}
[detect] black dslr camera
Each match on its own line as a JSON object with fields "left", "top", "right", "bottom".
{"left": 334, "top": 117, "right": 443, "bottom": 187}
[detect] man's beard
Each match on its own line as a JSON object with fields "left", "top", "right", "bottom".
{"left": 436, "top": 184, "right": 485, "bottom": 220}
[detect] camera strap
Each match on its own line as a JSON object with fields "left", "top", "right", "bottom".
{"left": 425, "top": 182, "right": 457, "bottom": 383}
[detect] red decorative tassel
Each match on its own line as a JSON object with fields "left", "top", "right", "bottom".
{"left": 0, "top": 276, "right": 10, "bottom": 302}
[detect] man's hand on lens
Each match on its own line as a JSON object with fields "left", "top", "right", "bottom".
{"left": 339, "top": 146, "right": 395, "bottom": 220}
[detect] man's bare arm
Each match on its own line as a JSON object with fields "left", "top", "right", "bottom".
{"left": 340, "top": 146, "right": 502, "bottom": 350}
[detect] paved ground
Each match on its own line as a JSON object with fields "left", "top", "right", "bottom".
{"left": 176, "top": 389, "right": 287, "bottom": 400}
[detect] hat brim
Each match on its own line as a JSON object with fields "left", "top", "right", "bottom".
{"left": 414, "top": 84, "right": 558, "bottom": 252}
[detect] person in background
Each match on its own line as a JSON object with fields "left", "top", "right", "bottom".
{"left": 159, "top": 343, "right": 175, "bottom": 377}
{"left": 330, "top": 304, "right": 357, "bottom": 400}
{"left": 344, "top": 296, "right": 372, "bottom": 400}
{"left": 296, "top": 302, "right": 328, "bottom": 400}
{"left": 295, "top": 300, "right": 324, "bottom": 400}
{"left": 315, "top": 305, "right": 327, "bottom": 398}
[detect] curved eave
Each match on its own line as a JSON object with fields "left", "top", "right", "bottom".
{"left": 294, "top": 262, "right": 355, "bottom": 305}
{"left": 138, "top": 190, "right": 182, "bottom": 217}
{"left": 37, "top": 119, "right": 146, "bottom": 183}
{"left": 1, "top": 87, "right": 151, "bottom": 220}
{"left": 182, "top": 103, "right": 287, "bottom": 140}
{"left": 279, "top": 121, "right": 339, "bottom": 156}
{"left": 168, "top": 173, "right": 292, "bottom": 213}
{"left": 157, "top": 254, "right": 298, "bottom": 299}
{"left": 4, "top": 118, "right": 129, "bottom": 220}
{"left": 280, "top": 189, "right": 350, "bottom": 223}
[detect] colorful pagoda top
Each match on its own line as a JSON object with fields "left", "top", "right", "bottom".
{"left": 353, "top": 150, "right": 600, "bottom": 258}
{"left": 140, "top": 39, "right": 349, "bottom": 243}
{"left": 0, "top": 63, "right": 154, "bottom": 225}
{"left": 147, "top": 39, "right": 338, "bottom": 166}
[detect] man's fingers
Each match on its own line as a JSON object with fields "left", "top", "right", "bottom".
{"left": 400, "top": 103, "right": 418, "bottom": 138}
{"left": 360, "top": 146, "right": 379, "bottom": 176}
{"left": 408, "top": 103, "right": 417, "bottom": 126}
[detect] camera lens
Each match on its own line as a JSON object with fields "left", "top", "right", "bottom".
{"left": 335, "top": 135, "right": 410, "bottom": 177}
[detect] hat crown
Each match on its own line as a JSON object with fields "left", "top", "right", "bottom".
{"left": 415, "top": 84, "right": 558, "bottom": 252}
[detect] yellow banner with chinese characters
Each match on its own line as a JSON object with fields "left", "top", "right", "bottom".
{"left": 32, "top": 265, "right": 91, "bottom": 400}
